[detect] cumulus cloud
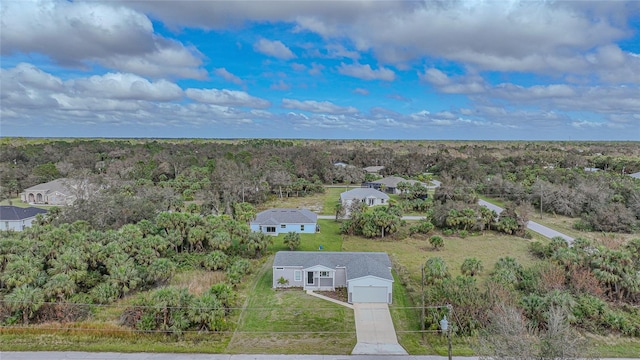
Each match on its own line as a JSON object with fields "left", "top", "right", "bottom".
{"left": 185, "top": 88, "right": 271, "bottom": 108}
{"left": 0, "top": 0, "right": 205, "bottom": 79}
{"left": 337, "top": 63, "right": 395, "bottom": 81}
{"left": 282, "top": 99, "right": 358, "bottom": 114}
{"left": 254, "top": 38, "right": 296, "bottom": 60}
{"left": 69, "top": 73, "right": 183, "bottom": 101}
{"left": 353, "top": 88, "right": 370, "bottom": 95}
{"left": 215, "top": 68, "right": 243, "bottom": 85}
{"left": 419, "top": 68, "right": 486, "bottom": 94}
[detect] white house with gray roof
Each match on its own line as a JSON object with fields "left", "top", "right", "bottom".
{"left": 250, "top": 208, "right": 318, "bottom": 235}
{"left": 272, "top": 251, "right": 394, "bottom": 304}
{"left": 363, "top": 176, "right": 427, "bottom": 194}
{"left": 340, "top": 188, "right": 389, "bottom": 208}
{"left": 0, "top": 206, "right": 47, "bottom": 231}
{"left": 20, "top": 178, "right": 94, "bottom": 205}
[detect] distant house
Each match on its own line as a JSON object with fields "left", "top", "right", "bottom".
{"left": 20, "top": 178, "right": 89, "bottom": 205}
{"left": 629, "top": 171, "right": 640, "bottom": 179}
{"left": 250, "top": 208, "right": 318, "bottom": 235}
{"left": 340, "top": 188, "right": 389, "bottom": 208}
{"left": 0, "top": 206, "right": 47, "bottom": 231}
{"left": 272, "top": 251, "right": 394, "bottom": 304}
{"left": 584, "top": 167, "right": 600, "bottom": 172}
{"left": 363, "top": 176, "right": 427, "bottom": 194}
{"left": 363, "top": 166, "right": 385, "bottom": 174}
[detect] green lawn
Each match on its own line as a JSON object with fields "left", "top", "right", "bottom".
{"left": 225, "top": 260, "right": 356, "bottom": 354}
{"left": 268, "top": 219, "right": 343, "bottom": 252}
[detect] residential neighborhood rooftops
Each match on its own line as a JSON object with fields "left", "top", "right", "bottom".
{"left": 273, "top": 251, "right": 393, "bottom": 281}
{"left": 367, "top": 176, "right": 426, "bottom": 188}
{"left": 340, "top": 188, "right": 389, "bottom": 202}
{"left": 0, "top": 206, "right": 48, "bottom": 221}
{"left": 251, "top": 208, "right": 317, "bottom": 225}
{"left": 23, "top": 178, "right": 72, "bottom": 193}
{"left": 363, "top": 166, "right": 385, "bottom": 173}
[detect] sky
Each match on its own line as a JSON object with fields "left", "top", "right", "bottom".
{"left": 1, "top": 0, "right": 640, "bottom": 141}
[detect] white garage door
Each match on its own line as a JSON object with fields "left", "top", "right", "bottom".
{"left": 352, "top": 286, "right": 388, "bottom": 303}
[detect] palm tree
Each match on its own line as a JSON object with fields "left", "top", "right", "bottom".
{"left": 6, "top": 285, "right": 44, "bottom": 325}
{"left": 283, "top": 232, "right": 301, "bottom": 251}
{"left": 429, "top": 235, "right": 444, "bottom": 250}
{"left": 423, "top": 257, "right": 450, "bottom": 286}
{"left": 43, "top": 273, "right": 76, "bottom": 302}
{"left": 188, "top": 294, "right": 224, "bottom": 331}
{"left": 461, "top": 257, "right": 484, "bottom": 277}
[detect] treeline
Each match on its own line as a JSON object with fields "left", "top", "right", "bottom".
{"left": 0, "top": 206, "right": 267, "bottom": 332}
{"left": 1, "top": 139, "right": 639, "bottom": 232}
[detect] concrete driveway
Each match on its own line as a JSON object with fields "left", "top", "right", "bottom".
{"left": 351, "top": 303, "right": 408, "bottom": 355}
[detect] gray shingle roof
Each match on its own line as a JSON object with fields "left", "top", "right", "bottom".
{"left": 251, "top": 208, "right": 317, "bottom": 225}
{"left": 629, "top": 171, "right": 640, "bottom": 179}
{"left": 0, "top": 206, "right": 48, "bottom": 221}
{"left": 23, "top": 178, "right": 72, "bottom": 194}
{"left": 273, "top": 251, "right": 393, "bottom": 281}
{"left": 340, "top": 188, "right": 389, "bottom": 202}
{"left": 367, "top": 176, "right": 426, "bottom": 188}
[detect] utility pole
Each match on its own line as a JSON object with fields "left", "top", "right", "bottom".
{"left": 421, "top": 265, "right": 425, "bottom": 341}
{"left": 447, "top": 304, "right": 452, "bottom": 360}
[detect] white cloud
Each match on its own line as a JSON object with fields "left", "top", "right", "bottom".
{"left": 419, "top": 68, "right": 486, "bottom": 94}
{"left": 353, "top": 88, "right": 370, "bottom": 95}
{"left": 69, "top": 73, "right": 183, "bottom": 101}
{"left": 0, "top": 0, "right": 205, "bottom": 79}
{"left": 254, "top": 38, "right": 296, "bottom": 60}
{"left": 215, "top": 68, "right": 243, "bottom": 85}
{"left": 185, "top": 88, "right": 271, "bottom": 108}
{"left": 282, "top": 99, "right": 358, "bottom": 114}
{"left": 337, "top": 63, "right": 395, "bottom": 81}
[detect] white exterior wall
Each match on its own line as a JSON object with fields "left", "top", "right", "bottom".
{"left": 348, "top": 276, "right": 393, "bottom": 304}
{"left": 0, "top": 217, "right": 36, "bottom": 231}
{"left": 252, "top": 223, "right": 316, "bottom": 235}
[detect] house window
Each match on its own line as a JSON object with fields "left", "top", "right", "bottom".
{"left": 381, "top": 199, "right": 385, "bottom": 203}
{"left": 280, "top": 224, "right": 286, "bottom": 228}
{"left": 294, "top": 270, "right": 302, "bottom": 282}
{"left": 368, "top": 198, "right": 374, "bottom": 206}
{"left": 307, "top": 271, "right": 314, "bottom": 285}
{"left": 266, "top": 226, "right": 276, "bottom": 233}
{"left": 319, "top": 271, "right": 330, "bottom": 277}
{"left": 300, "top": 224, "right": 305, "bottom": 231}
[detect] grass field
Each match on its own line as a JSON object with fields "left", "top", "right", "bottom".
{"left": 268, "top": 219, "right": 343, "bottom": 252}
{"left": 225, "top": 259, "right": 356, "bottom": 354}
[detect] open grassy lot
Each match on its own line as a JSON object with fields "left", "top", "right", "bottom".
{"left": 259, "top": 186, "right": 347, "bottom": 215}
{"left": 343, "top": 232, "right": 539, "bottom": 284}
{"left": 225, "top": 259, "right": 356, "bottom": 354}
{"left": 268, "top": 219, "right": 343, "bottom": 252}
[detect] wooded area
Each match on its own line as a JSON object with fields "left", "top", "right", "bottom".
{"left": 1, "top": 138, "right": 639, "bottom": 355}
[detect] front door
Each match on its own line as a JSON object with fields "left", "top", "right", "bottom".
{"left": 307, "top": 271, "right": 314, "bottom": 285}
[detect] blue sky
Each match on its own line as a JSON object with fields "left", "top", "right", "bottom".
{"left": 1, "top": 0, "right": 639, "bottom": 140}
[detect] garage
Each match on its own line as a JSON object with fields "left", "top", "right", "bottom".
{"left": 349, "top": 275, "right": 393, "bottom": 304}
{"left": 352, "top": 286, "right": 389, "bottom": 303}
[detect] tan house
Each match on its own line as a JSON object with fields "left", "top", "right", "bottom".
{"left": 20, "top": 178, "right": 88, "bottom": 205}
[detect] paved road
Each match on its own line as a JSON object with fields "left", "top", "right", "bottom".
{"left": 478, "top": 199, "right": 574, "bottom": 244}
{"left": 2, "top": 352, "right": 637, "bottom": 360}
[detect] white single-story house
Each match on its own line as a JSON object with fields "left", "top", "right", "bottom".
{"left": 0, "top": 206, "right": 48, "bottom": 231}
{"left": 250, "top": 208, "right": 318, "bottom": 235}
{"left": 272, "top": 251, "right": 394, "bottom": 304}
{"left": 363, "top": 176, "right": 427, "bottom": 194}
{"left": 340, "top": 188, "right": 389, "bottom": 208}
{"left": 20, "top": 178, "right": 88, "bottom": 205}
